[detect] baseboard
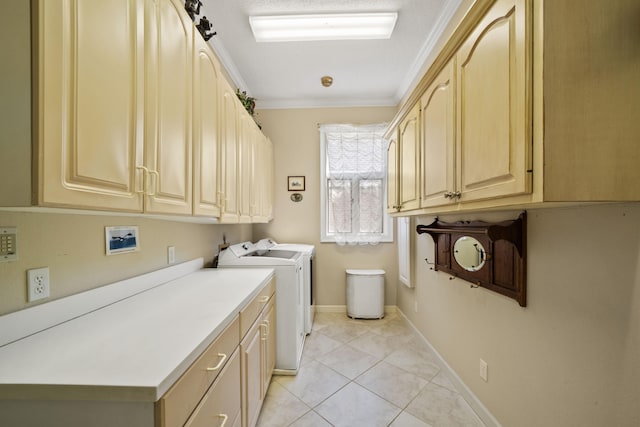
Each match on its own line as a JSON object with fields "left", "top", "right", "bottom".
{"left": 315, "top": 305, "right": 397, "bottom": 314}
{"left": 396, "top": 308, "right": 502, "bottom": 427}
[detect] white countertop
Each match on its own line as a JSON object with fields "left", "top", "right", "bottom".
{"left": 0, "top": 266, "right": 274, "bottom": 402}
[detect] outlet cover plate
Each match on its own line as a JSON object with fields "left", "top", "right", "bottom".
{"left": 27, "top": 267, "right": 50, "bottom": 302}
{"left": 479, "top": 359, "right": 488, "bottom": 382}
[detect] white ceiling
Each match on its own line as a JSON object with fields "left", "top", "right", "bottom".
{"left": 199, "top": 0, "right": 462, "bottom": 109}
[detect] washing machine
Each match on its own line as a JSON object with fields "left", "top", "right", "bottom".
{"left": 217, "top": 241, "right": 305, "bottom": 374}
{"left": 256, "top": 238, "right": 315, "bottom": 334}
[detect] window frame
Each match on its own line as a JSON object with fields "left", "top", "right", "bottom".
{"left": 320, "top": 127, "right": 394, "bottom": 244}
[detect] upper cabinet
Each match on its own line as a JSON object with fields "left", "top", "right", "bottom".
{"left": 238, "top": 113, "right": 254, "bottom": 224}
{"left": 192, "top": 29, "right": 221, "bottom": 218}
{"left": 250, "top": 131, "right": 274, "bottom": 223}
{"left": 455, "top": 0, "right": 531, "bottom": 203}
{"left": 144, "top": 0, "right": 193, "bottom": 215}
{"left": 36, "top": 0, "right": 145, "bottom": 212}
{"left": 1, "top": 0, "right": 273, "bottom": 223}
{"left": 392, "top": 102, "right": 421, "bottom": 212}
{"left": 420, "top": 60, "right": 456, "bottom": 208}
{"left": 219, "top": 78, "right": 240, "bottom": 223}
{"left": 386, "top": 0, "right": 640, "bottom": 216}
{"left": 386, "top": 135, "right": 398, "bottom": 213}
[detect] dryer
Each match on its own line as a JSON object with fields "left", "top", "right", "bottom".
{"left": 256, "top": 238, "right": 315, "bottom": 334}
{"left": 217, "top": 242, "right": 305, "bottom": 374}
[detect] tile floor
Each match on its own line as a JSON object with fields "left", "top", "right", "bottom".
{"left": 256, "top": 311, "right": 485, "bottom": 427}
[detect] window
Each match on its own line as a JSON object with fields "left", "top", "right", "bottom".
{"left": 320, "top": 123, "right": 393, "bottom": 245}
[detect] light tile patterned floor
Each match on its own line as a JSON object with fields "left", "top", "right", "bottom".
{"left": 256, "top": 312, "right": 485, "bottom": 427}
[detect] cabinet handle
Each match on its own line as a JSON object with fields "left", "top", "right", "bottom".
{"left": 135, "top": 166, "right": 148, "bottom": 194}
{"left": 262, "top": 319, "right": 270, "bottom": 339}
{"left": 217, "top": 413, "right": 228, "bottom": 427}
{"left": 258, "top": 295, "right": 269, "bottom": 303}
{"left": 206, "top": 353, "right": 227, "bottom": 372}
{"left": 146, "top": 170, "right": 160, "bottom": 197}
{"left": 444, "top": 191, "right": 461, "bottom": 199}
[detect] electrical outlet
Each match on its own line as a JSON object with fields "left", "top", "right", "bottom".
{"left": 167, "top": 246, "right": 175, "bottom": 264}
{"left": 414, "top": 300, "right": 418, "bottom": 313}
{"left": 27, "top": 267, "right": 50, "bottom": 302}
{"left": 479, "top": 359, "right": 488, "bottom": 382}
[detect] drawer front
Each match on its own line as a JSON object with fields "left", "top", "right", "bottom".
{"left": 185, "top": 349, "right": 241, "bottom": 427}
{"left": 157, "top": 315, "right": 240, "bottom": 427}
{"left": 239, "top": 277, "right": 275, "bottom": 338}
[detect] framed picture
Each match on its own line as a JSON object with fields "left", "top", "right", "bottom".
{"left": 105, "top": 226, "right": 139, "bottom": 255}
{"left": 288, "top": 176, "right": 305, "bottom": 191}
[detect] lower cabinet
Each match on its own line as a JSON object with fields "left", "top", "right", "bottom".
{"left": 156, "top": 316, "right": 240, "bottom": 427}
{"left": 184, "top": 350, "right": 241, "bottom": 427}
{"left": 156, "top": 278, "right": 276, "bottom": 427}
{"left": 241, "top": 297, "right": 276, "bottom": 427}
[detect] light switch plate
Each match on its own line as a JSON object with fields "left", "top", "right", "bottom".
{"left": 0, "top": 227, "right": 17, "bottom": 262}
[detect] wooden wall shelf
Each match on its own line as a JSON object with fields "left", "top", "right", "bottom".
{"left": 416, "top": 212, "right": 527, "bottom": 306}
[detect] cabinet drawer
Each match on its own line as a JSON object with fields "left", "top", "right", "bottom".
{"left": 157, "top": 315, "right": 240, "bottom": 427}
{"left": 185, "top": 349, "right": 241, "bottom": 427}
{"left": 240, "top": 277, "right": 275, "bottom": 338}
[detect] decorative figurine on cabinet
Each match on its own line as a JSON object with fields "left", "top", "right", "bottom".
{"left": 184, "top": 0, "right": 202, "bottom": 21}
{"left": 196, "top": 16, "right": 217, "bottom": 41}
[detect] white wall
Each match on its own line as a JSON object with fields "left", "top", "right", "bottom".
{"left": 253, "top": 107, "right": 399, "bottom": 307}
{"left": 397, "top": 203, "right": 640, "bottom": 426}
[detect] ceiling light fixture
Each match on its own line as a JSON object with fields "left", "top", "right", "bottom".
{"left": 249, "top": 12, "right": 398, "bottom": 42}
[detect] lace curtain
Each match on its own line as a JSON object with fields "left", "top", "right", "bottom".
{"left": 320, "top": 123, "right": 391, "bottom": 245}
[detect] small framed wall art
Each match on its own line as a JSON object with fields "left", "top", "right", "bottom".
{"left": 105, "top": 226, "right": 139, "bottom": 255}
{"left": 287, "top": 176, "right": 305, "bottom": 191}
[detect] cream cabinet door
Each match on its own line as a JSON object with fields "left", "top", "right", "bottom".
{"left": 238, "top": 114, "right": 253, "bottom": 223}
{"left": 398, "top": 103, "right": 421, "bottom": 211}
{"left": 38, "top": 0, "right": 144, "bottom": 211}
{"left": 144, "top": 0, "right": 193, "bottom": 215}
{"left": 262, "top": 299, "right": 276, "bottom": 393}
{"left": 456, "top": 0, "right": 531, "bottom": 202}
{"left": 241, "top": 318, "right": 263, "bottom": 427}
{"left": 420, "top": 60, "right": 456, "bottom": 208}
{"left": 260, "top": 138, "right": 275, "bottom": 222}
{"left": 219, "top": 79, "right": 240, "bottom": 222}
{"left": 193, "top": 35, "right": 221, "bottom": 217}
{"left": 250, "top": 131, "right": 264, "bottom": 222}
{"left": 251, "top": 133, "right": 274, "bottom": 223}
{"left": 386, "top": 134, "right": 398, "bottom": 213}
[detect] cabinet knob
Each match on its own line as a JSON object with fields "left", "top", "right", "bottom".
{"left": 444, "top": 192, "right": 453, "bottom": 199}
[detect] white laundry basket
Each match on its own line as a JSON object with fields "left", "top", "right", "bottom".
{"left": 346, "top": 269, "right": 385, "bottom": 319}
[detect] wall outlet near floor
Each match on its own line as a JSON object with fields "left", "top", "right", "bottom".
{"left": 167, "top": 246, "right": 175, "bottom": 264}
{"left": 27, "top": 267, "right": 50, "bottom": 302}
{"left": 479, "top": 359, "right": 488, "bottom": 382}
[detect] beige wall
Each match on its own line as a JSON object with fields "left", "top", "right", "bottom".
{"left": 253, "top": 107, "right": 399, "bottom": 307}
{"left": 397, "top": 203, "right": 640, "bottom": 426}
{"left": 0, "top": 210, "right": 251, "bottom": 315}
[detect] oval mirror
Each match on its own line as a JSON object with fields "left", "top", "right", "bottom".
{"left": 453, "top": 236, "right": 486, "bottom": 272}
